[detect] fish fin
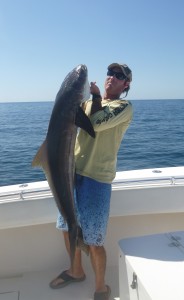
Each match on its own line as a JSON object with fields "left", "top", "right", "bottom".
{"left": 77, "top": 226, "right": 89, "bottom": 256}
{"left": 32, "top": 141, "right": 57, "bottom": 209}
{"left": 75, "top": 107, "right": 95, "bottom": 138}
{"left": 32, "top": 140, "right": 48, "bottom": 169}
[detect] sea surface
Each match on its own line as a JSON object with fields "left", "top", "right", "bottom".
{"left": 0, "top": 99, "right": 184, "bottom": 187}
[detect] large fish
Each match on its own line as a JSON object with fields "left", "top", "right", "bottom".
{"left": 32, "top": 64, "right": 95, "bottom": 263}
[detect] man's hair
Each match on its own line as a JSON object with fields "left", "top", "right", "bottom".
{"left": 123, "top": 83, "right": 130, "bottom": 98}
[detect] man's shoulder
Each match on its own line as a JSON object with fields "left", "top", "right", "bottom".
{"left": 105, "top": 99, "right": 132, "bottom": 108}
{"left": 115, "top": 99, "right": 132, "bottom": 104}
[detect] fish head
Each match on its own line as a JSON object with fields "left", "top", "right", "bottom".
{"left": 56, "top": 64, "right": 90, "bottom": 107}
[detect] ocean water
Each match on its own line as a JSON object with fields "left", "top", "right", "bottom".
{"left": 0, "top": 100, "right": 184, "bottom": 187}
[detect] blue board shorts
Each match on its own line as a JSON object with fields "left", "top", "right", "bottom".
{"left": 56, "top": 174, "right": 112, "bottom": 246}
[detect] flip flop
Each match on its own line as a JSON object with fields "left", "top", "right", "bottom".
{"left": 49, "top": 270, "right": 86, "bottom": 289}
{"left": 94, "top": 285, "right": 111, "bottom": 300}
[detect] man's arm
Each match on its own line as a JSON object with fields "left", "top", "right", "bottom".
{"left": 90, "top": 101, "right": 133, "bottom": 132}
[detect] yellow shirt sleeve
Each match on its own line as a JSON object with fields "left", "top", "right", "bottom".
{"left": 87, "top": 100, "right": 133, "bottom": 132}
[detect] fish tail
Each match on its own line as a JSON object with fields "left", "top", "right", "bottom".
{"left": 68, "top": 226, "right": 78, "bottom": 266}
{"left": 77, "top": 226, "right": 90, "bottom": 256}
{"left": 68, "top": 225, "right": 89, "bottom": 267}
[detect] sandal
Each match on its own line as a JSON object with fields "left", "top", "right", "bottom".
{"left": 49, "top": 270, "right": 86, "bottom": 289}
{"left": 94, "top": 285, "right": 111, "bottom": 300}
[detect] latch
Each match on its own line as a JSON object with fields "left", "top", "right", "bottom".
{"left": 130, "top": 272, "right": 137, "bottom": 289}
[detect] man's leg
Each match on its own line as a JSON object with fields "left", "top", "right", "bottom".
{"left": 90, "top": 245, "right": 108, "bottom": 293}
{"left": 76, "top": 175, "right": 111, "bottom": 296}
{"left": 63, "top": 231, "right": 85, "bottom": 277}
{"left": 49, "top": 231, "right": 85, "bottom": 288}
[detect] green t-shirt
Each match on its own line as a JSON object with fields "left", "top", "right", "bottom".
{"left": 75, "top": 99, "right": 133, "bottom": 183}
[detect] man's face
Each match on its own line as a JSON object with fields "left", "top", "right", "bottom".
{"left": 104, "top": 67, "right": 128, "bottom": 96}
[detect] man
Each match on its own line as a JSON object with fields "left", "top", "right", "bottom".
{"left": 50, "top": 63, "right": 133, "bottom": 300}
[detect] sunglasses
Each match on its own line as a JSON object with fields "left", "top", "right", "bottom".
{"left": 107, "top": 70, "right": 127, "bottom": 80}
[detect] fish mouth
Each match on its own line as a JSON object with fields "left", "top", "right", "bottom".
{"left": 76, "top": 64, "right": 87, "bottom": 73}
{"left": 76, "top": 65, "right": 90, "bottom": 102}
{"left": 82, "top": 79, "right": 90, "bottom": 102}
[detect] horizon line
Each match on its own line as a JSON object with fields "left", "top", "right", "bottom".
{"left": 0, "top": 98, "right": 184, "bottom": 104}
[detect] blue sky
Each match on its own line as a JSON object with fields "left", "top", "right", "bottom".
{"left": 0, "top": 0, "right": 184, "bottom": 102}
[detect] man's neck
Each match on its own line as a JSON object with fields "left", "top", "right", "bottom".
{"left": 103, "top": 92, "right": 120, "bottom": 100}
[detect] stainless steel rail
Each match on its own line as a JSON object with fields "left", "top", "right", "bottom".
{"left": 1, "top": 175, "right": 184, "bottom": 203}
{"left": 0, "top": 186, "right": 52, "bottom": 203}
{"left": 112, "top": 175, "right": 184, "bottom": 189}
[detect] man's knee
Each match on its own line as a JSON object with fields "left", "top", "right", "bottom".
{"left": 89, "top": 245, "right": 105, "bottom": 255}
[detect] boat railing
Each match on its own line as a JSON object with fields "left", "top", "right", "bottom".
{"left": 113, "top": 175, "right": 184, "bottom": 189}
{"left": 0, "top": 185, "right": 52, "bottom": 204}
{"left": 1, "top": 174, "right": 184, "bottom": 203}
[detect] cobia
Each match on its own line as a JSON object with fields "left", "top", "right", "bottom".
{"left": 32, "top": 64, "right": 95, "bottom": 264}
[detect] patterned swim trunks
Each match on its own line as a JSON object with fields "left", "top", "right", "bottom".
{"left": 56, "top": 174, "right": 112, "bottom": 246}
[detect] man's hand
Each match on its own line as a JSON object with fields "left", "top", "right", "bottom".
{"left": 90, "top": 82, "right": 101, "bottom": 96}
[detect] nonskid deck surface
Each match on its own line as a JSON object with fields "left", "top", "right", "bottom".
{"left": 0, "top": 266, "right": 119, "bottom": 300}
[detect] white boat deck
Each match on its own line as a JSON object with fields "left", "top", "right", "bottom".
{"left": 1, "top": 167, "right": 184, "bottom": 300}
{"left": 0, "top": 266, "right": 119, "bottom": 300}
